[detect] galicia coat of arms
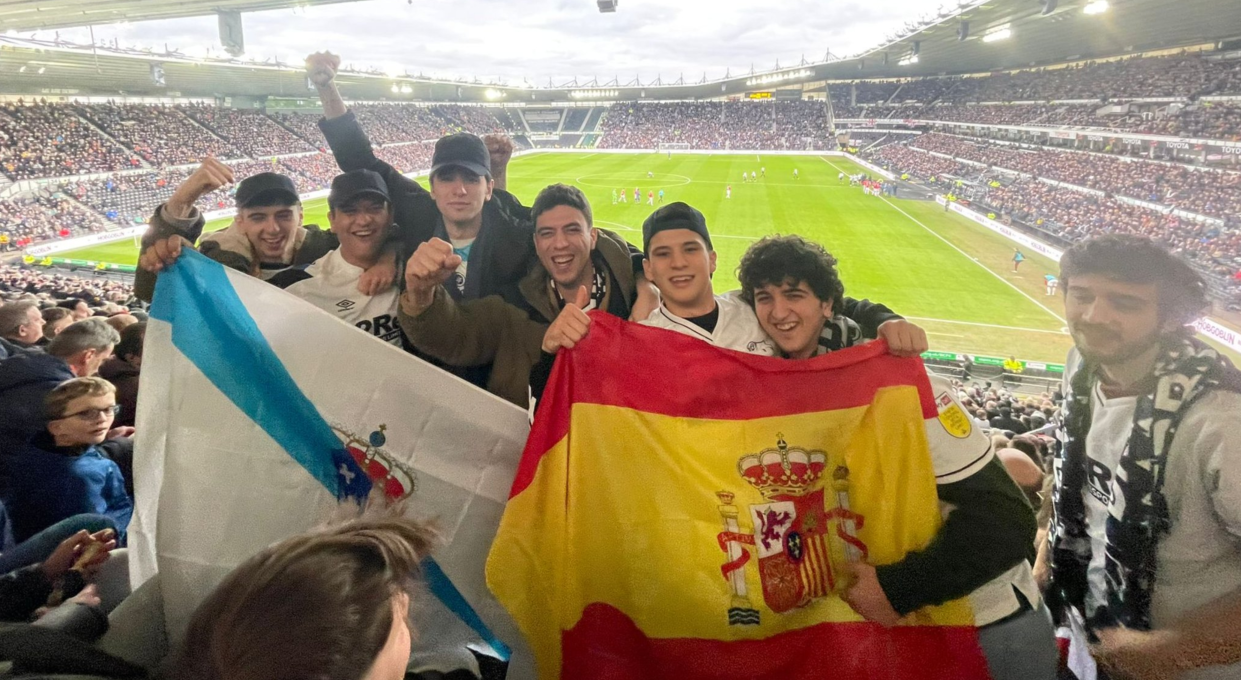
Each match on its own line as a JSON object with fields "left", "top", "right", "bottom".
{"left": 715, "top": 435, "right": 867, "bottom": 626}
{"left": 331, "top": 424, "right": 417, "bottom": 501}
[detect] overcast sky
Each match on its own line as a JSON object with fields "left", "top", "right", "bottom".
{"left": 45, "top": 0, "right": 937, "bottom": 85}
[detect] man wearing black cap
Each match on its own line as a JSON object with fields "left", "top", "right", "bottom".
{"left": 267, "top": 170, "right": 404, "bottom": 346}
{"left": 134, "top": 158, "right": 346, "bottom": 301}
{"left": 636, "top": 202, "right": 773, "bottom": 353}
{"left": 308, "top": 51, "right": 535, "bottom": 306}
{"left": 637, "top": 202, "right": 928, "bottom": 355}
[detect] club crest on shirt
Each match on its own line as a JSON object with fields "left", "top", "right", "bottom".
{"left": 936, "top": 392, "right": 972, "bottom": 439}
{"left": 713, "top": 435, "right": 867, "bottom": 627}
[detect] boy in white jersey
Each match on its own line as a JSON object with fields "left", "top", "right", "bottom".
{"left": 270, "top": 170, "right": 403, "bottom": 347}
{"left": 636, "top": 203, "right": 926, "bottom": 357}
{"left": 1047, "top": 234, "right": 1241, "bottom": 680}
{"left": 738, "top": 235, "right": 1051, "bottom": 680}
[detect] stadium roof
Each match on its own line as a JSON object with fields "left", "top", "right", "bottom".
{"left": 0, "top": 0, "right": 1238, "bottom": 102}
{"left": 0, "top": 0, "right": 357, "bottom": 32}
{"left": 853, "top": 0, "right": 1241, "bottom": 79}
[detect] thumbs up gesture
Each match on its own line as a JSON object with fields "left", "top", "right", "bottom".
{"left": 541, "top": 286, "right": 592, "bottom": 354}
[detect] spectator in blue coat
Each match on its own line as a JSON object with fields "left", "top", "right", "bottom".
{"left": 4, "top": 378, "right": 132, "bottom": 545}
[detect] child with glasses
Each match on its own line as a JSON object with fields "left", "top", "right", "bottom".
{"left": 2, "top": 378, "right": 133, "bottom": 545}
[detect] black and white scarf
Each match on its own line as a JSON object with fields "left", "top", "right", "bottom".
{"left": 811, "top": 316, "right": 863, "bottom": 356}
{"left": 1048, "top": 335, "right": 1241, "bottom": 632}
{"left": 551, "top": 266, "right": 607, "bottom": 312}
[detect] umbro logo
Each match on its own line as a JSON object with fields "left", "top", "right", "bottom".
{"left": 336, "top": 299, "right": 356, "bottom": 310}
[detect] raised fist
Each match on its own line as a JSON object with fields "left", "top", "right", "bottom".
{"left": 483, "top": 134, "right": 515, "bottom": 172}
{"left": 404, "top": 237, "right": 462, "bottom": 295}
{"left": 168, "top": 157, "right": 234, "bottom": 218}
{"left": 305, "top": 51, "right": 341, "bottom": 88}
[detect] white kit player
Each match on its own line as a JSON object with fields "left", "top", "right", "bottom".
{"left": 793, "top": 168, "right": 800, "bottom": 180}
{"left": 726, "top": 185, "right": 732, "bottom": 199}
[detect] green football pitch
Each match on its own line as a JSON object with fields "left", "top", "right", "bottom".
{"left": 63, "top": 153, "right": 1083, "bottom": 363}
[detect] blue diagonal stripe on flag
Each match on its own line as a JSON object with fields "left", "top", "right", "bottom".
{"left": 149, "top": 249, "right": 510, "bottom": 662}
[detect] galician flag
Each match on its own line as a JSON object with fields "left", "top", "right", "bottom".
{"left": 487, "top": 314, "right": 991, "bottom": 680}
{"left": 129, "top": 250, "right": 532, "bottom": 673}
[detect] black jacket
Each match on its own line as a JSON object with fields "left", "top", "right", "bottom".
{"left": 318, "top": 111, "right": 537, "bottom": 306}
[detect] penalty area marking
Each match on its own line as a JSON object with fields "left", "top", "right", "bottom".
{"left": 817, "top": 156, "right": 1066, "bottom": 324}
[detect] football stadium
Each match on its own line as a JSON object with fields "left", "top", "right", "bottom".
{"left": 2, "top": 0, "right": 1241, "bottom": 677}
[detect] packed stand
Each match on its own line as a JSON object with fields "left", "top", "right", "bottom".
{"left": 0, "top": 264, "right": 134, "bottom": 305}
{"left": 432, "top": 105, "right": 506, "bottom": 135}
{"left": 60, "top": 159, "right": 296, "bottom": 227}
{"left": 268, "top": 111, "right": 328, "bottom": 148}
{"left": 75, "top": 103, "right": 243, "bottom": 166}
{"left": 373, "top": 142, "right": 435, "bottom": 174}
{"left": 907, "top": 133, "right": 1241, "bottom": 221}
{"left": 938, "top": 53, "right": 1241, "bottom": 102}
{"left": 0, "top": 102, "right": 140, "bottom": 180}
{"left": 599, "top": 101, "right": 832, "bottom": 150}
{"left": 350, "top": 104, "right": 447, "bottom": 145}
{"left": 179, "top": 106, "right": 316, "bottom": 158}
{"left": 0, "top": 194, "right": 108, "bottom": 250}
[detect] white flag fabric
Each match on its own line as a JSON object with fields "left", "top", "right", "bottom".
{"left": 129, "top": 249, "right": 532, "bottom": 674}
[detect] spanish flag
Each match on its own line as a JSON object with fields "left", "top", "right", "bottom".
{"left": 487, "top": 314, "right": 990, "bottom": 680}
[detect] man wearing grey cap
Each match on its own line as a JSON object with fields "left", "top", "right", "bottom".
{"left": 269, "top": 170, "right": 405, "bottom": 347}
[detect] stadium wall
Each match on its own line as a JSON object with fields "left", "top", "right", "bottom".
{"left": 933, "top": 195, "right": 1241, "bottom": 354}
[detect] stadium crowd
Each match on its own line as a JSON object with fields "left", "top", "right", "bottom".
{"left": 0, "top": 48, "right": 1237, "bottom": 680}
{"left": 599, "top": 101, "right": 834, "bottom": 150}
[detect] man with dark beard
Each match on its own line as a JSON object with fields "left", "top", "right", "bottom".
{"left": 1046, "top": 234, "right": 1241, "bottom": 680}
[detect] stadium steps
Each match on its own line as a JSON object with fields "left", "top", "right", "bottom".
{"left": 177, "top": 109, "right": 246, "bottom": 158}
{"left": 582, "top": 107, "right": 606, "bottom": 133}
{"left": 71, "top": 112, "right": 151, "bottom": 169}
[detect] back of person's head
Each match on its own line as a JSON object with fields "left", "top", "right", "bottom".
{"left": 1059, "top": 234, "right": 1207, "bottom": 328}
{"left": 0, "top": 300, "right": 38, "bottom": 338}
{"left": 167, "top": 517, "right": 437, "bottom": 680}
{"left": 737, "top": 234, "right": 845, "bottom": 310}
{"left": 47, "top": 318, "right": 120, "bottom": 360}
{"left": 41, "top": 305, "right": 72, "bottom": 328}
{"left": 115, "top": 322, "right": 146, "bottom": 364}
{"left": 1008, "top": 434, "right": 1045, "bottom": 469}
{"left": 56, "top": 298, "right": 82, "bottom": 311}
{"left": 531, "top": 183, "right": 593, "bottom": 227}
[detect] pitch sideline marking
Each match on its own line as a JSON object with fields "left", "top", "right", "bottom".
{"left": 906, "top": 316, "right": 1067, "bottom": 335}
{"left": 818, "top": 156, "right": 1067, "bottom": 324}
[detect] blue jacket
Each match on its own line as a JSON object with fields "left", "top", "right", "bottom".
{"left": 0, "top": 351, "right": 73, "bottom": 448}
{"left": 3, "top": 435, "right": 132, "bottom": 545}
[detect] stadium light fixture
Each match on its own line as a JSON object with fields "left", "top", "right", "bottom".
{"left": 390, "top": 84, "right": 399, "bottom": 93}
{"left": 37, "top": 66, "right": 45, "bottom": 74}
{"left": 982, "top": 25, "right": 1012, "bottom": 42}
{"left": 400, "top": 84, "right": 412, "bottom": 94}
{"left": 898, "top": 54, "right": 919, "bottom": 66}
{"left": 1083, "top": 0, "right": 1109, "bottom": 14}
{"left": 484, "top": 88, "right": 505, "bottom": 100}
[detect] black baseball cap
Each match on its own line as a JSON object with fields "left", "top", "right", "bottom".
{"left": 328, "top": 169, "right": 390, "bottom": 210}
{"left": 430, "top": 132, "right": 491, "bottom": 179}
{"left": 642, "top": 202, "right": 713, "bottom": 254}
{"left": 234, "top": 172, "right": 299, "bottom": 209}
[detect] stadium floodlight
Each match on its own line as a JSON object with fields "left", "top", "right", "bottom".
{"left": 400, "top": 84, "right": 412, "bottom": 94}
{"left": 982, "top": 25, "right": 1012, "bottom": 42}
{"left": 898, "top": 54, "right": 919, "bottom": 66}
{"left": 1083, "top": 0, "right": 1109, "bottom": 14}
{"left": 484, "top": 88, "right": 505, "bottom": 100}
